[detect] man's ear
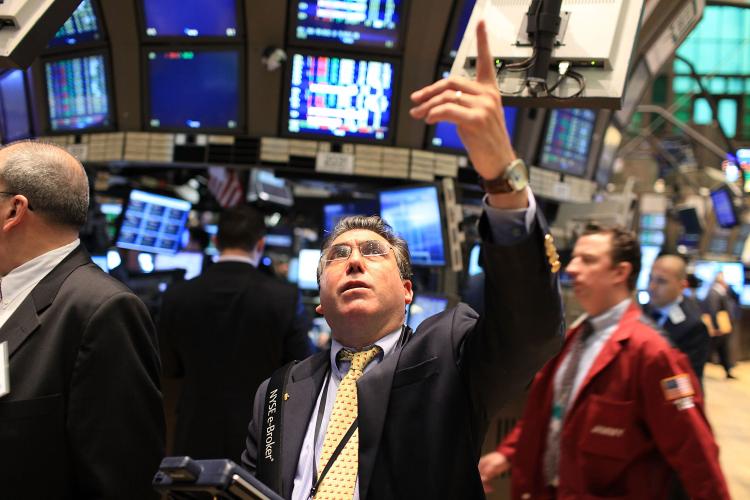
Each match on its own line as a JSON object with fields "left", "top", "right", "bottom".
{"left": 403, "top": 279, "right": 413, "bottom": 305}
{"left": 315, "top": 304, "right": 323, "bottom": 315}
{"left": 615, "top": 261, "right": 633, "bottom": 287}
{"left": 1, "top": 195, "right": 30, "bottom": 232}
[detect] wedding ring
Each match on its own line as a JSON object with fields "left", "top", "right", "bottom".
{"left": 455, "top": 90, "right": 463, "bottom": 103}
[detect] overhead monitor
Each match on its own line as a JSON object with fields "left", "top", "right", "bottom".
{"left": 115, "top": 189, "right": 192, "bottom": 255}
{"left": 247, "top": 169, "right": 294, "bottom": 208}
{"left": 44, "top": 52, "right": 113, "bottom": 132}
{"left": 636, "top": 245, "right": 661, "bottom": 291}
{"left": 451, "top": 0, "right": 645, "bottom": 107}
{"left": 692, "top": 260, "right": 744, "bottom": 300}
{"left": 48, "top": 0, "right": 104, "bottom": 49}
{"left": 444, "top": 0, "right": 477, "bottom": 60}
{"left": 284, "top": 50, "right": 397, "bottom": 143}
{"left": 99, "top": 200, "right": 123, "bottom": 242}
{"left": 145, "top": 48, "right": 242, "bottom": 132}
{"left": 639, "top": 230, "right": 664, "bottom": 247}
{"left": 0, "top": 69, "right": 33, "bottom": 143}
{"left": 732, "top": 225, "right": 750, "bottom": 258}
{"left": 288, "top": 0, "right": 405, "bottom": 51}
{"left": 140, "top": 0, "right": 240, "bottom": 39}
{"left": 538, "top": 108, "right": 597, "bottom": 177}
{"left": 407, "top": 294, "right": 449, "bottom": 330}
{"left": 594, "top": 124, "right": 622, "bottom": 188}
{"left": 297, "top": 249, "right": 321, "bottom": 291}
{"left": 707, "top": 232, "right": 730, "bottom": 255}
{"left": 640, "top": 213, "right": 666, "bottom": 231}
{"left": 379, "top": 185, "right": 446, "bottom": 266}
{"left": 323, "top": 199, "right": 379, "bottom": 234}
{"left": 154, "top": 252, "right": 204, "bottom": 280}
{"left": 613, "top": 59, "right": 652, "bottom": 127}
{"left": 710, "top": 186, "right": 738, "bottom": 229}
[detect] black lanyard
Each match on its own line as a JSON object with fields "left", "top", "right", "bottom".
{"left": 309, "top": 369, "right": 359, "bottom": 499}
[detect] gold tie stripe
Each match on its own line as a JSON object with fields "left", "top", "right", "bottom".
{"left": 315, "top": 346, "right": 381, "bottom": 499}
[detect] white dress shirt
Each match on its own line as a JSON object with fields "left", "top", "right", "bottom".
{"left": 0, "top": 239, "right": 80, "bottom": 329}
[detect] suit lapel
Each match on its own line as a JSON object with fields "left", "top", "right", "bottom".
{"left": 356, "top": 341, "right": 405, "bottom": 500}
{"left": 281, "top": 352, "right": 329, "bottom": 497}
{"left": 0, "top": 298, "right": 40, "bottom": 358}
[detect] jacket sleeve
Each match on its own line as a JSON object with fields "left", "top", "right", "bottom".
{"left": 639, "top": 346, "right": 730, "bottom": 499}
{"left": 496, "top": 419, "right": 524, "bottom": 463}
{"left": 242, "top": 378, "right": 268, "bottom": 474}
{"left": 67, "top": 292, "right": 165, "bottom": 499}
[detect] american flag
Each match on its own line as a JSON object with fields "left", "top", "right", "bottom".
{"left": 660, "top": 374, "right": 694, "bottom": 401}
{"left": 207, "top": 166, "right": 244, "bottom": 208}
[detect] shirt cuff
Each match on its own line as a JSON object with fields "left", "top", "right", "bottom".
{"left": 483, "top": 188, "right": 537, "bottom": 245}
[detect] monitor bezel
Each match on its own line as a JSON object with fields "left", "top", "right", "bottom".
{"left": 135, "top": 0, "right": 244, "bottom": 43}
{"left": 285, "top": 0, "right": 409, "bottom": 54}
{"left": 141, "top": 44, "right": 246, "bottom": 134}
{"left": 406, "top": 291, "right": 453, "bottom": 330}
{"left": 710, "top": 185, "right": 739, "bottom": 229}
{"left": 439, "top": 0, "right": 476, "bottom": 63}
{"left": 280, "top": 48, "right": 400, "bottom": 145}
{"left": 0, "top": 69, "right": 35, "bottom": 143}
{"left": 40, "top": 47, "right": 117, "bottom": 135}
{"left": 535, "top": 107, "right": 602, "bottom": 180}
{"left": 378, "top": 183, "right": 448, "bottom": 268}
{"left": 44, "top": 0, "right": 109, "bottom": 54}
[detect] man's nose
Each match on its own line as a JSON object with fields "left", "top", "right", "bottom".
{"left": 345, "top": 245, "right": 366, "bottom": 274}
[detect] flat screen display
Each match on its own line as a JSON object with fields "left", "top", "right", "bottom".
{"left": 595, "top": 125, "right": 622, "bottom": 188}
{"left": 116, "top": 190, "right": 192, "bottom": 255}
{"left": 710, "top": 187, "right": 738, "bottom": 228}
{"left": 141, "top": 0, "right": 239, "bottom": 38}
{"left": 430, "top": 106, "right": 517, "bottom": 151}
{"left": 379, "top": 185, "right": 445, "bottom": 266}
{"left": 0, "top": 70, "right": 33, "bottom": 143}
{"left": 49, "top": 0, "right": 103, "bottom": 48}
{"left": 407, "top": 294, "right": 449, "bottom": 330}
{"left": 290, "top": 0, "right": 403, "bottom": 50}
{"left": 636, "top": 245, "right": 661, "bottom": 291}
{"left": 154, "top": 252, "right": 204, "bottom": 280}
{"left": 693, "top": 261, "right": 744, "bottom": 300}
{"left": 44, "top": 53, "right": 111, "bottom": 131}
{"left": 247, "top": 169, "right": 294, "bottom": 207}
{"left": 446, "top": 0, "right": 476, "bottom": 59}
{"left": 323, "top": 199, "right": 379, "bottom": 234}
{"left": 285, "top": 52, "right": 396, "bottom": 142}
{"left": 297, "top": 249, "right": 322, "bottom": 291}
{"left": 539, "top": 108, "right": 597, "bottom": 177}
{"left": 146, "top": 49, "right": 241, "bottom": 131}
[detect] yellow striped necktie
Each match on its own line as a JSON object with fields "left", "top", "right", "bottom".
{"left": 315, "top": 346, "right": 381, "bottom": 499}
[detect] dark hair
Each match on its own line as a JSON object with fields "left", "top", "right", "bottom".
{"left": 0, "top": 141, "right": 89, "bottom": 229}
{"left": 216, "top": 205, "right": 266, "bottom": 252}
{"left": 317, "top": 215, "right": 411, "bottom": 285}
{"left": 582, "top": 224, "right": 641, "bottom": 291}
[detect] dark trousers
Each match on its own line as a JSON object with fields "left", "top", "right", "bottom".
{"left": 710, "top": 334, "right": 732, "bottom": 375}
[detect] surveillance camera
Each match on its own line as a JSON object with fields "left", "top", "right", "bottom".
{"left": 262, "top": 46, "right": 287, "bottom": 72}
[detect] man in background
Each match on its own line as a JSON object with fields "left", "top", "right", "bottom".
{"left": 0, "top": 141, "right": 164, "bottom": 499}
{"left": 645, "top": 254, "right": 710, "bottom": 382}
{"left": 159, "top": 205, "right": 311, "bottom": 462}
{"left": 704, "top": 272, "right": 738, "bottom": 379}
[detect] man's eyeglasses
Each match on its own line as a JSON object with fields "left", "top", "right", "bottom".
{"left": 0, "top": 191, "right": 33, "bottom": 211}
{"left": 323, "top": 240, "right": 393, "bottom": 263}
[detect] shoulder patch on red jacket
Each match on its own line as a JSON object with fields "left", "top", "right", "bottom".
{"left": 660, "top": 374, "right": 694, "bottom": 401}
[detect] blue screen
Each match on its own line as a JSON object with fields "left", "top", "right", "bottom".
{"left": 468, "top": 243, "right": 482, "bottom": 276}
{"left": 407, "top": 295, "right": 449, "bottom": 330}
{"left": 142, "top": 0, "right": 238, "bottom": 38}
{"left": 636, "top": 245, "right": 661, "bottom": 291}
{"left": 693, "top": 261, "right": 744, "bottom": 300}
{"left": 287, "top": 53, "right": 395, "bottom": 141}
{"left": 49, "top": 0, "right": 102, "bottom": 47}
{"left": 45, "top": 54, "right": 111, "bottom": 131}
{"left": 379, "top": 186, "right": 445, "bottom": 266}
{"left": 291, "top": 0, "right": 402, "bottom": 50}
{"left": 431, "top": 106, "right": 517, "bottom": 151}
{"left": 116, "top": 190, "right": 192, "bottom": 255}
{"left": 91, "top": 255, "right": 109, "bottom": 273}
{"left": 539, "top": 108, "right": 597, "bottom": 177}
{"left": 710, "top": 188, "right": 738, "bottom": 228}
{"left": 448, "top": 0, "right": 476, "bottom": 58}
{"left": 323, "top": 199, "right": 379, "bottom": 234}
{"left": 0, "top": 70, "right": 32, "bottom": 142}
{"left": 154, "top": 252, "right": 204, "bottom": 280}
{"left": 146, "top": 49, "right": 240, "bottom": 131}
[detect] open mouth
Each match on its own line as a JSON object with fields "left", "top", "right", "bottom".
{"left": 340, "top": 281, "right": 370, "bottom": 293}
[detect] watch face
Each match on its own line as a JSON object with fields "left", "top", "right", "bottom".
{"left": 509, "top": 162, "right": 528, "bottom": 190}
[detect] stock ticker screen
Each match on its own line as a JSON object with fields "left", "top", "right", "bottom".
{"left": 291, "top": 0, "right": 402, "bottom": 50}
{"left": 539, "top": 108, "right": 597, "bottom": 177}
{"left": 287, "top": 53, "right": 395, "bottom": 141}
{"left": 142, "top": 0, "right": 238, "bottom": 38}
{"left": 45, "top": 54, "right": 111, "bottom": 131}
{"left": 116, "top": 190, "right": 192, "bottom": 255}
{"left": 49, "top": 0, "right": 102, "bottom": 48}
{"left": 0, "top": 70, "right": 33, "bottom": 142}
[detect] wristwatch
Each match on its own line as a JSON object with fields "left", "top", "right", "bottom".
{"left": 479, "top": 158, "right": 528, "bottom": 194}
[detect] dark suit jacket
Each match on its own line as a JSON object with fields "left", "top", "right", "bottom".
{"left": 0, "top": 245, "right": 165, "bottom": 499}
{"left": 159, "top": 261, "right": 311, "bottom": 462}
{"left": 644, "top": 299, "right": 710, "bottom": 380}
{"left": 242, "top": 216, "right": 563, "bottom": 499}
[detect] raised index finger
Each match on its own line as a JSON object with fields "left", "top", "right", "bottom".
{"left": 474, "top": 20, "right": 496, "bottom": 86}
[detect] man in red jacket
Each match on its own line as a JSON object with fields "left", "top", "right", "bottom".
{"left": 478, "top": 225, "right": 729, "bottom": 499}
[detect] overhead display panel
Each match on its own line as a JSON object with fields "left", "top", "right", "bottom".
{"left": 141, "top": 0, "right": 240, "bottom": 39}
{"left": 48, "top": 0, "right": 104, "bottom": 49}
{"left": 283, "top": 50, "right": 397, "bottom": 143}
{"left": 0, "top": 70, "right": 33, "bottom": 143}
{"left": 538, "top": 108, "right": 597, "bottom": 177}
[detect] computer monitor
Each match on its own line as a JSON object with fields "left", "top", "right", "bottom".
{"left": 323, "top": 199, "right": 379, "bottom": 234}
{"left": 379, "top": 185, "right": 446, "bottom": 266}
{"left": 692, "top": 261, "right": 744, "bottom": 300}
{"left": 740, "top": 284, "right": 750, "bottom": 307}
{"left": 297, "top": 249, "right": 321, "bottom": 291}
{"left": 407, "top": 294, "right": 449, "bottom": 330}
{"left": 283, "top": 50, "right": 398, "bottom": 143}
{"left": 710, "top": 186, "right": 738, "bottom": 229}
{"left": 288, "top": 0, "right": 406, "bottom": 52}
{"left": 0, "top": 69, "right": 33, "bottom": 143}
{"left": 44, "top": 51, "right": 113, "bottom": 132}
{"left": 594, "top": 124, "right": 622, "bottom": 188}
{"left": 144, "top": 47, "right": 243, "bottom": 132}
{"left": 444, "top": 0, "right": 476, "bottom": 60}
{"left": 247, "top": 169, "right": 294, "bottom": 208}
{"left": 707, "top": 233, "right": 730, "bottom": 255}
{"left": 640, "top": 213, "right": 666, "bottom": 230}
{"left": 154, "top": 252, "right": 204, "bottom": 280}
{"left": 99, "top": 200, "right": 123, "bottom": 242}
{"left": 115, "top": 189, "right": 192, "bottom": 255}
{"left": 467, "top": 243, "right": 482, "bottom": 276}
{"left": 140, "top": 0, "right": 240, "bottom": 39}
{"left": 538, "top": 108, "right": 597, "bottom": 177}
{"left": 48, "top": 0, "right": 104, "bottom": 48}
{"left": 636, "top": 245, "right": 661, "bottom": 291}
{"left": 677, "top": 206, "right": 703, "bottom": 235}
